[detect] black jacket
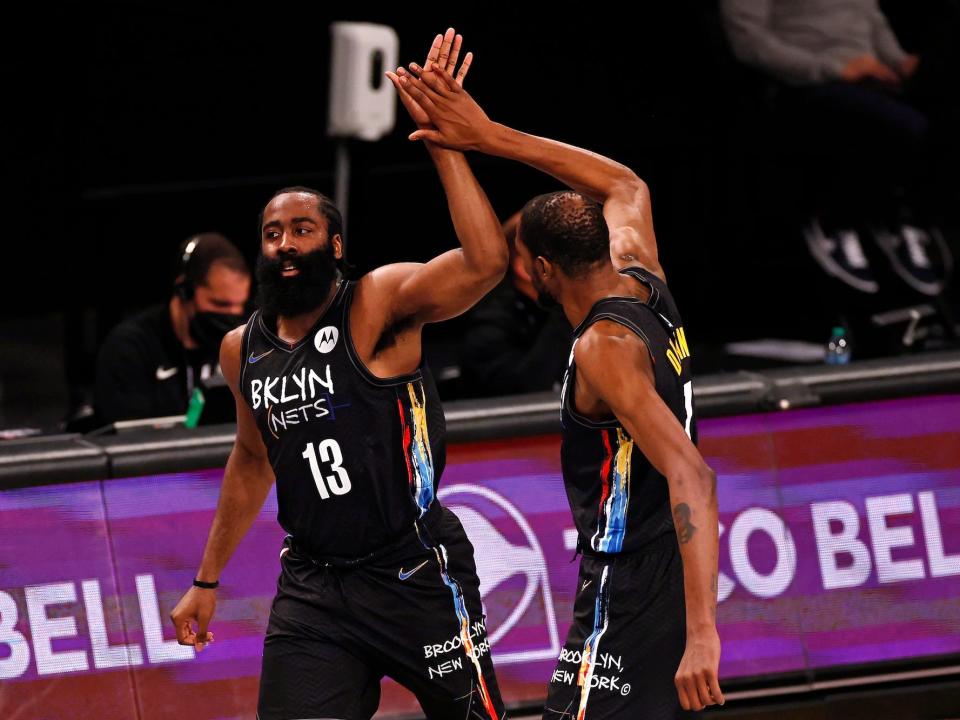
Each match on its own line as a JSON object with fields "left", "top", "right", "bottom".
{"left": 94, "top": 303, "right": 219, "bottom": 423}
{"left": 458, "top": 278, "right": 571, "bottom": 397}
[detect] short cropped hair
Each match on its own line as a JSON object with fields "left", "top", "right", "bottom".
{"left": 174, "top": 232, "right": 249, "bottom": 291}
{"left": 519, "top": 191, "right": 609, "bottom": 277}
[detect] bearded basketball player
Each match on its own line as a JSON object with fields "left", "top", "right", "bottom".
{"left": 170, "top": 30, "right": 508, "bottom": 720}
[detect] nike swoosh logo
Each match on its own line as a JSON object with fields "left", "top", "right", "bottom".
{"left": 155, "top": 366, "right": 179, "bottom": 380}
{"left": 398, "top": 560, "right": 430, "bottom": 581}
{"left": 248, "top": 349, "right": 274, "bottom": 363}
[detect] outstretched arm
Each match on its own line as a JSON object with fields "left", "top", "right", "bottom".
{"left": 371, "top": 29, "right": 506, "bottom": 326}
{"left": 391, "top": 144, "right": 507, "bottom": 324}
{"left": 575, "top": 323, "right": 722, "bottom": 712}
{"left": 400, "top": 67, "right": 660, "bottom": 278}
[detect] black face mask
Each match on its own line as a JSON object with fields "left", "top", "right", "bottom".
{"left": 255, "top": 244, "right": 339, "bottom": 318}
{"left": 189, "top": 311, "right": 246, "bottom": 352}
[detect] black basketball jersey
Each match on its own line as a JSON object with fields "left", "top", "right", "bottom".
{"left": 239, "top": 280, "right": 446, "bottom": 559}
{"left": 560, "top": 266, "right": 697, "bottom": 555}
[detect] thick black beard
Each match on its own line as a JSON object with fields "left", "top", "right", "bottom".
{"left": 255, "top": 246, "right": 339, "bottom": 318}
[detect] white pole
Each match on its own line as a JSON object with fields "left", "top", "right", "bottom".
{"left": 335, "top": 139, "right": 350, "bottom": 247}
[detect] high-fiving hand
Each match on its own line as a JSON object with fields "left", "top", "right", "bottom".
{"left": 386, "top": 28, "right": 473, "bottom": 132}
{"left": 393, "top": 57, "right": 495, "bottom": 152}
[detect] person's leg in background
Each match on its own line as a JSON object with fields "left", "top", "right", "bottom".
{"left": 778, "top": 78, "right": 953, "bottom": 301}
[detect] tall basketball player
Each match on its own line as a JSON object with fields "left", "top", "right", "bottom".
{"left": 170, "top": 31, "right": 507, "bottom": 719}
{"left": 399, "top": 62, "right": 723, "bottom": 717}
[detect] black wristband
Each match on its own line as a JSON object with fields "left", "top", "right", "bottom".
{"left": 192, "top": 578, "right": 219, "bottom": 589}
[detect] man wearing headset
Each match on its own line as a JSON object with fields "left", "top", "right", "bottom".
{"left": 94, "top": 232, "right": 251, "bottom": 423}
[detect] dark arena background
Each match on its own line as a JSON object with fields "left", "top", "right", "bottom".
{"left": 1, "top": 2, "right": 959, "bottom": 719}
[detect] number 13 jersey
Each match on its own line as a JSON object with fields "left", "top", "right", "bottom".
{"left": 239, "top": 280, "right": 447, "bottom": 560}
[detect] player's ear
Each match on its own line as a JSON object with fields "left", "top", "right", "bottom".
{"left": 535, "top": 255, "right": 553, "bottom": 280}
{"left": 331, "top": 234, "right": 344, "bottom": 260}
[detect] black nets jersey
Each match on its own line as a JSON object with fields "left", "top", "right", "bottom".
{"left": 239, "top": 280, "right": 446, "bottom": 560}
{"left": 560, "top": 266, "right": 697, "bottom": 555}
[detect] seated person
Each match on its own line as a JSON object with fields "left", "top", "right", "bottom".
{"left": 95, "top": 232, "right": 250, "bottom": 424}
{"left": 720, "top": 0, "right": 955, "bottom": 297}
{"left": 458, "top": 212, "right": 571, "bottom": 397}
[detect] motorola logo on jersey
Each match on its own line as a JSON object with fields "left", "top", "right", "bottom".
{"left": 438, "top": 484, "right": 561, "bottom": 666}
{"left": 314, "top": 326, "right": 339, "bottom": 354}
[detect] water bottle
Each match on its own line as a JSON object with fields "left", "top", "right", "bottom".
{"left": 184, "top": 388, "right": 206, "bottom": 428}
{"left": 825, "top": 326, "right": 851, "bottom": 365}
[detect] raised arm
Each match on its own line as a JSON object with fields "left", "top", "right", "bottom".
{"left": 399, "top": 66, "right": 660, "bottom": 278}
{"left": 367, "top": 29, "right": 506, "bottom": 326}
{"left": 574, "top": 323, "right": 722, "bottom": 712}
{"left": 169, "top": 325, "right": 275, "bottom": 651}
{"left": 389, "top": 145, "right": 507, "bottom": 324}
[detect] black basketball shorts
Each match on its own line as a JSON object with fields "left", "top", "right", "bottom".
{"left": 543, "top": 532, "right": 693, "bottom": 720}
{"left": 256, "top": 506, "right": 506, "bottom": 720}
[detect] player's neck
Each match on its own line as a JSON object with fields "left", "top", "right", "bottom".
{"left": 274, "top": 278, "right": 341, "bottom": 345}
{"left": 561, "top": 264, "right": 633, "bottom": 328}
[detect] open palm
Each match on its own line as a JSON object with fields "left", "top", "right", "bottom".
{"left": 387, "top": 27, "right": 473, "bottom": 130}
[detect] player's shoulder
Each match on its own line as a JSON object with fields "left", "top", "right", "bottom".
{"left": 219, "top": 323, "right": 248, "bottom": 386}
{"left": 222, "top": 323, "right": 247, "bottom": 351}
{"left": 575, "top": 319, "right": 649, "bottom": 369}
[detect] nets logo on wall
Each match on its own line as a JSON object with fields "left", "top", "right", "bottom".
{"left": 438, "top": 484, "right": 561, "bottom": 665}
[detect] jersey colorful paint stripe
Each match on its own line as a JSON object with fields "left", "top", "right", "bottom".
{"left": 561, "top": 266, "right": 697, "bottom": 555}
{"left": 399, "top": 381, "right": 436, "bottom": 518}
{"left": 576, "top": 564, "right": 612, "bottom": 719}
{"left": 590, "top": 428, "right": 634, "bottom": 553}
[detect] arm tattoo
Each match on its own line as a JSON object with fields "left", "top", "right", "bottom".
{"left": 673, "top": 503, "right": 698, "bottom": 544}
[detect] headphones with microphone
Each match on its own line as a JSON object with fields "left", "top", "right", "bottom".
{"left": 174, "top": 236, "right": 202, "bottom": 301}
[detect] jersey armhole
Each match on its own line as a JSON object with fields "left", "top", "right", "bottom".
{"left": 341, "top": 281, "right": 424, "bottom": 388}
{"left": 619, "top": 265, "right": 667, "bottom": 306}
{"left": 238, "top": 310, "right": 258, "bottom": 394}
{"left": 582, "top": 312, "right": 657, "bottom": 369}
{"left": 565, "top": 315, "right": 657, "bottom": 430}
{"left": 564, "top": 359, "right": 621, "bottom": 429}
